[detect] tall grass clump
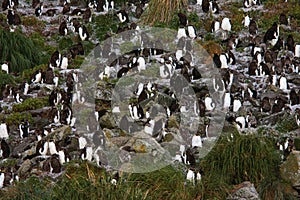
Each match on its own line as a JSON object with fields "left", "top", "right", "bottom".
{"left": 0, "top": 28, "right": 42, "bottom": 73}
{"left": 142, "top": 0, "right": 188, "bottom": 25}
{"left": 0, "top": 71, "right": 15, "bottom": 95}
{"left": 201, "top": 131, "right": 283, "bottom": 199}
{"left": 0, "top": 161, "right": 204, "bottom": 200}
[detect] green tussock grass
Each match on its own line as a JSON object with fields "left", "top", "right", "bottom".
{"left": 200, "top": 131, "right": 283, "bottom": 199}
{"left": 21, "top": 64, "right": 48, "bottom": 82}
{"left": 4, "top": 112, "right": 33, "bottom": 126}
{"left": 275, "top": 113, "right": 298, "bottom": 133}
{"left": 94, "top": 14, "right": 119, "bottom": 42}
{"left": 0, "top": 161, "right": 203, "bottom": 200}
{"left": 0, "top": 71, "right": 16, "bottom": 94}
{"left": 0, "top": 28, "right": 43, "bottom": 73}
{"left": 12, "top": 97, "right": 49, "bottom": 113}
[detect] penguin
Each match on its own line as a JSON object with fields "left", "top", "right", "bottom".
{"left": 42, "top": 67, "right": 55, "bottom": 84}
{"left": 82, "top": 8, "right": 92, "bottom": 23}
{"left": 104, "top": 0, "right": 114, "bottom": 12}
{"left": 177, "top": 26, "right": 187, "bottom": 40}
{"left": 23, "top": 81, "right": 30, "bottom": 95}
{"left": 295, "top": 108, "right": 300, "bottom": 126}
{"left": 223, "top": 92, "right": 232, "bottom": 110}
{"left": 49, "top": 50, "right": 61, "bottom": 68}
{"left": 31, "top": 69, "right": 42, "bottom": 84}
{"left": 60, "top": 103, "right": 73, "bottom": 125}
{"left": 1, "top": 62, "right": 9, "bottom": 74}
{"left": 264, "top": 49, "right": 275, "bottom": 63}
{"left": 295, "top": 45, "right": 300, "bottom": 57}
{"left": 35, "top": 2, "right": 43, "bottom": 17}
{"left": 243, "top": 14, "right": 251, "bottom": 27}
{"left": 272, "top": 97, "right": 286, "bottom": 114}
{"left": 117, "top": 67, "right": 129, "bottom": 78}
{"left": 110, "top": 171, "right": 119, "bottom": 185}
{"left": 261, "top": 96, "right": 271, "bottom": 112}
{"left": 202, "top": 0, "right": 209, "bottom": 13}
{"left": 187, "top": 25, "right": 197, "bottom": 39}
{"left": 0, "top": 173, "right": 4, "bottom": 188}
{"left": 116, "top": 10, "right": 129, "bottom": 23}
{"left": 69, "top": 42, "right": 84, "bottom": 59}
{"left": 178, "top": 13, "right": 188, "bottom": 26}
{"left": 128, "top": 103, "right": 144, "bottom": 120}
{"left": 58, "top": 148, "right": 70, "bottom": 165}
{"left": 249, "top": 19, "right": 258, "bottom": 35}
{"left": 186, "top": 168, "right": 195, "bottom": 182}
{"left": 135, "top": 3, "right": 144, "bottom": 18}
{"left": 81, "top": 146, "right": 93, "bottom": 161}
{"left": 243, "top": 0, "right": 251, "bottom": 8}
{"left": 45, "top": 9, "right": 57, "bottom": 17}
{"left": 48, "top": 155, "right": 62, "bottom": 173}
{"left": 227, "top": 35, "right": 239, "bottom": 50}
{"left": 204, "top": 95, "right": 215, "bottom": 111}
{"left": 221, "top": 18, "right": 231, "bottom": 32}
{"left": 59, "top": 21, "right": 68, "bottom": 36}
{"left": 211, "top": 20, "right": 220, "bottom": 33}
{"left": 279, "top": 13, "right": 288, "bottom": 25}
{"left": 248, "top": 60, "right": 258, "bottom": 76}
{"left": 14, "top": 92, "right": 23, "bottom": 103}
{"left": 278, "top": 73, "right": 288, "bottom": 90}
{"left": 59, "top": 55, "right": 68, "bottom": 70}
{"left": 132, "top": 56, "right": 146, "bottom": 72}
{"left": 62, "top": 1, "right": 70, "bottom": 14}
{"left": 48, "top": 140, "right": 59, "bottom": 155}
{"left": 71, "top": 8, "right": 83, "bottom": 16}
{"left": 191, "top": 67, "right": 202, "bottom": 81}
{"left": 209, "top": 1, "right": 219, "bottom": 14}
{"left": 0, "top": 139, "right": 10, "bottom": 158}
{"left": 289, "top": 88, "right": 299, "bottom": 106}
{"left": 7, "top": 9, "right": 14, "bottom": 26}
{"left": 191, "top": 133, "right": 202, "bottom": 148}
{"left": 286, "top": 34, "right": 294, "bottom": 52}
{"left": 232, "top": 96, "right": 242, "bottom": 112}
{"left": 37, "top": 140, "right": 49, "bottom": 156}
{"left": 19, "top": 120, "right": 29, "bottom": 139}
{"left": 235, "top": 115, "right": 249, "bottom": 131}
{"left": 78, "top": 25, "right": 89, "bottom": 41}
{"left": 32, "top": 0, "right": 39, "bottom": 8}
{"left": 0, "top": 123, "right": 9, "bottom": 139}
{"left": 2, "top": 0, "right": 15, "bottom": 11}
{"left": 264, "top": 22, "right": 279, "bottom": 46}
{"left": 213, "top": 54, "right": 222, "bottom": 68}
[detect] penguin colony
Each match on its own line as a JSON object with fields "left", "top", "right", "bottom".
{"left": 0, "top": 0, "right": 299, "bottom": 188}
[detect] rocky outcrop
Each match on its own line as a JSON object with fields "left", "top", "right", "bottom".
{"left": 280, "top": 151, "right": 300, "bottom": 191}
{"left": 227, "top": 181, "right": 260, "bottom": 200}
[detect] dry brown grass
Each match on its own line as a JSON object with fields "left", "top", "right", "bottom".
{"left": 141, "top": 0, "right": 188, "bottom": 25}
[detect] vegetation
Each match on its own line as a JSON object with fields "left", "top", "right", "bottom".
{"left": 4, "top": 112, "right": 33, "bottom": 126}
{"left": 12, "top": 97, "right": 49, "bottom": 113}
{"left": 0, "top": 127, "right": 297, "bottom": 199}
{"left": 0, "top": 28, "right": 43, "bottom": 73}
{"left": 142, "top": 0, "right": 188, "bottom": 25}
{"left": 0, "top": 71, "right": 16, "bottom": 95}
{"left": 94, "top": 14, "right": 119, "bottom": 42}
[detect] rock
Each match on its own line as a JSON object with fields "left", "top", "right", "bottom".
{"left": 227, "top": 181, "right": 260, "bottom": 200}
{"left": 167, "top": 116, "right": 179, "bottom": 129}
{"left": 99, "top": 112, "right": 117, "bottom": 129}
{"left": 280, "top": 150, "right": 300, "bottom": 190}
{"left": 11, "top": 137, "right": 36, "bottom": 158}
{"left": 17, "top": 159, "right": 32, "bottom": 179}
{"left": 46, "top": 125, "right": 72, "bottom": 141}
{"left": 96, "top": 81, "right": 113, "bottom": 101}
